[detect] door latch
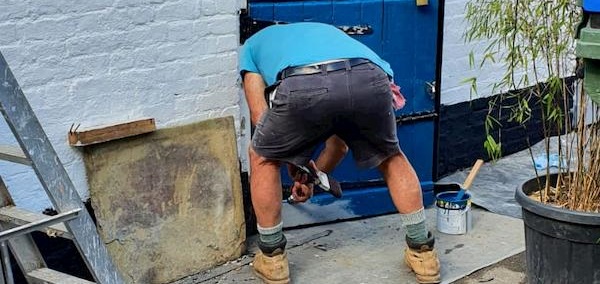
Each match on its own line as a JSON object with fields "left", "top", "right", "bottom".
{"left": 425, "top": 81, "right": 436, "bottom": 100}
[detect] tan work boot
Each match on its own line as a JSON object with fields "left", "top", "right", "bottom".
{"left": 252, "top": 249, "right": 290, "bottom": 284}
{"left": 404, "top": 233, "right": 441, "bottom": 284}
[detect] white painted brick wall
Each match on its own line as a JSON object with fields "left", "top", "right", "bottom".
{"left": 0, "top": 0, "right": 246, "bottom": 212}
{"left": 441, "top": 0, "right": 508, "bottom": 105}
{"left": 441, "top": 0, "right": 567, "bottom": 106}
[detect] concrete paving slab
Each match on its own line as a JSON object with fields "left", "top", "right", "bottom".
{"left": 174, "top": 207, "right": 524, "bottom": 284}
{"left": 85, "top": 117, "right": 245, "bottom": 283}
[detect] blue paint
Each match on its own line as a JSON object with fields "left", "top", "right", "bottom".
{"left": 583, "top": 0, "right": 600, "bottom": 12}
{"left": 453, "top": 188, "right": 467, "bottom": 202}
{"left": 302, "top": 182, "right": 434, "bottom": 213}
{"left": 248, "top": 0, "right": 438, "bottom": 223}
{"left": 436, "top": 192, "right": 471, "bottom": 209}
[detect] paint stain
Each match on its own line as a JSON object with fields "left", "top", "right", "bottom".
{"left": 444, "top": 243, "right": 465, "bottom": 254}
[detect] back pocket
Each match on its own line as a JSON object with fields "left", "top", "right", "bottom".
{"left": 290, "top": 87, "right": 328, "bottom": 96}
{"left": 289, "top": 87, "right": 329, "bottom": 109}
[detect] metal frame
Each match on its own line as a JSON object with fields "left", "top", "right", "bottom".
{"left": 0, "top": 176, "right": 46, "bottom": 284}
{"left": 0, "top": 52, "right": 124, "bottom": 283}
{"left": 0, "top": 209, "right": 80, "bottom": 242}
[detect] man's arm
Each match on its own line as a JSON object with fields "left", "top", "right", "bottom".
{"left": 242, "top": 72, "right": 268, "bottom": 126}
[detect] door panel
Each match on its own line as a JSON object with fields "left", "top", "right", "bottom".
{"left": 245, "top": 0, "right": 438, "bottom": 227}
{"left": 382, "top": 0, "right": 437, "bottom": 115}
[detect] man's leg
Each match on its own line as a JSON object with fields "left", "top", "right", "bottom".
{"left": 249, "top": 146, "right": 283, "bottom": 228}
{"left": 249, "top": 147, "right": 290, "bottom": 284}
{"left": 378, "top": 153, "right": 428, "bottom": 242}
{"left": 378, "top": 152, "right": 424, "bottom": 214}
{"left": 378, "top": 153, "right": 440, "bottom": 284}
{"left": 315, "top": 135, "right": 348, "bottom": 174}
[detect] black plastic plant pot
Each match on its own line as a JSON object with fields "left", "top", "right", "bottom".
{"left": 516, "top": 174, "right": 600, "bottom": 284}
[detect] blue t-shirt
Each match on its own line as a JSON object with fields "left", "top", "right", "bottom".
{"left": 239, "top": 22, "right": 393, "bottom": 86}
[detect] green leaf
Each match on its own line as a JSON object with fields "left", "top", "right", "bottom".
{"left": 484, "top": 135, "right": 502, "bottom": 161}
{"left": 468, "top": 51, "right": 475, "bottom": 68}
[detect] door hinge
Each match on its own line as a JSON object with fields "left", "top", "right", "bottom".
{"left": 338, "top": 25, "right": 373, "bottom": 35}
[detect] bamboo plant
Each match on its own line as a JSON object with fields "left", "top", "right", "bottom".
{"left": 463, "top": 0, "right": 599, "bottom": 212}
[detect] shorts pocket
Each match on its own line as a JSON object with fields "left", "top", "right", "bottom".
{"left": 290, "top": 87, "right": 328, "bottom": 96}
{"left": 289, "top": 87, "right": 329, "bottom": 109}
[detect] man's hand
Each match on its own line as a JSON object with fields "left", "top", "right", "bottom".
{"left": 287, "top": 160, "right": 319, "bottom": 203}
{"left": 290, "top": 181, "right": 314, "bottom": 203}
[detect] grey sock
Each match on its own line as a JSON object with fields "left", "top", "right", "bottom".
{"left": 257, "top": 222, "right": 284, "bottom": 245}
{"left": 399, "top": 208, "right": 428, "bottom": 244}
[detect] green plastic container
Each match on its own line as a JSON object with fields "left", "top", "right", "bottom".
{"left": 577, "top": 23, "right": 600, "bottom": 104}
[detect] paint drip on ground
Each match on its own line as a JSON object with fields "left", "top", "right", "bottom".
{"left": 436, "top": 191, "right": 472, "bottom": 235}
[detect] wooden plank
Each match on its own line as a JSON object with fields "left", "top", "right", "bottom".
{"left": 0, "top": 206, "right": 73, "bottom": 239}
{"left": 68, "top": 118, "right": 156, "bottom": 147}
{"left": 27, "top": 268, "right": 95, "bottom": 284}
{"left": 0, "top": 145, "right": 31, "bottom": 165}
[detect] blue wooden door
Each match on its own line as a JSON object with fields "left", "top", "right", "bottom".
{"left": 244, "top": 0, "right": 439, "bottom": 227}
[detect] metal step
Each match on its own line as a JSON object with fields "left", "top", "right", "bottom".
{"left": 27, "top": 268, "right": 95, "bottom": 284}
{"left": 0, "top": 145, "right": 31, "bottom": 165}
{"left": 0, "top": 207, "right": 72, "bottom": 239}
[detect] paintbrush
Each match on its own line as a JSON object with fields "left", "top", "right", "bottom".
{"left": 453, "top": 159, "right": 484, "bottom": 202}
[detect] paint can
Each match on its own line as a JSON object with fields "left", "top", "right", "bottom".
{"left": 436, "top": 191, "right": 472, "bottom": 235}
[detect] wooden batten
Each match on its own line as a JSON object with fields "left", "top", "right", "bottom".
{"left": 68, "top": 118, "right": 156, "bottom": 147}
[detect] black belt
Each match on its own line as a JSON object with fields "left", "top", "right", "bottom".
{"left": 278, "top": 58, "right": 371, "bottom": 80}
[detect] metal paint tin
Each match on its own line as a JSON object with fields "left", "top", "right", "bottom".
{"left": 436, "top": 191, "right": 472, "bottom": 235}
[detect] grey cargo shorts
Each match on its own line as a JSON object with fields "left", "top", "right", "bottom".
{"left": 252, "top": 60, "right": 401, "bottom": 168}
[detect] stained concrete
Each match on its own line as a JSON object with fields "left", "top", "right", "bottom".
{"left": 452, "top": 252, "right": 526, "bottom": 284}
{"left": 84, "top": 117, "right": 245, "bottom": 284}
{"left": 174, "top": 207, "right": 524, "bottom": 284}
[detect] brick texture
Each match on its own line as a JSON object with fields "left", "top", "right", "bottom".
{"left": 0, "top": 0, "right": 245, "bottom": 212}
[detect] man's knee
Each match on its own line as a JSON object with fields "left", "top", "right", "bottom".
{"left": 379, "top": 152, "right": 404, "bottom": 168}
{"left": 249, "top": 146, "right": 280, "bottom": 167}
{"left": 326, "top": 136, "right": 349, "bottom": 156}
